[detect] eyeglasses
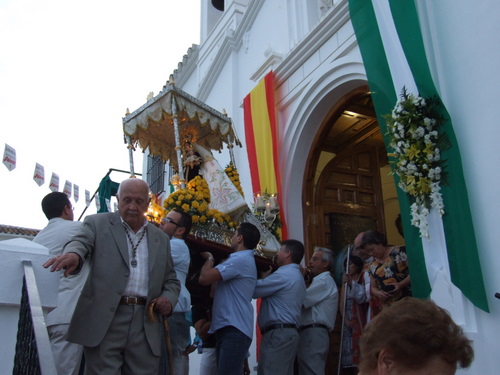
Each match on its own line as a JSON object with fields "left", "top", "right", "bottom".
{"left": 163, "top": 217, "right": 181, "bottom": 226}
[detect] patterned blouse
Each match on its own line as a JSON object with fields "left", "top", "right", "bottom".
{"left": 369, "top": 246, "right": 412, "bottom": 307}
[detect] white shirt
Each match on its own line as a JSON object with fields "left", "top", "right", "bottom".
{"left": 122, "top": 220, "right": 149, "bottom": 298}
{"left": 33, "top": 218, "right": 88, "bottom": 326}
{"left": 300, "top": 271, "right": 339, "bottom": 331}
{"left": 170, "top": 237, "right": 191, "bottom": 313}
{"left": 346, "top": 278, "right": 369, "bottom": 303}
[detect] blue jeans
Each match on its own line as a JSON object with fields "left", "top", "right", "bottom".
{"left": 215, "top": 326, "right": 252, "bottom": 375}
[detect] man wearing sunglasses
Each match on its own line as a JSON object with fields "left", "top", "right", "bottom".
{"left": 160, "top": 209, "right": 193, "bottom": 375}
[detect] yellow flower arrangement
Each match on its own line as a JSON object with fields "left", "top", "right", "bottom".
{"left": 225, "top": 163, "right": 244, "bottom": 197}
{"left": 187, "top": 175, "right": 211, "bottom": 203}
{"left": 164, "top": 188, "right": 208, "bottom": 218}
{"left": 163, "top": 176, "right": 237, "bottom": 230}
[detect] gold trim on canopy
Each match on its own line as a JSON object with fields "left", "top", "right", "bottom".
{"left": 123, "top": 83, "right": 241, "bottom": 165}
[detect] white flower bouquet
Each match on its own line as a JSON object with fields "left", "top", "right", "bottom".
{"left": 385, "top": 88, "right": 449, "bottom": 238}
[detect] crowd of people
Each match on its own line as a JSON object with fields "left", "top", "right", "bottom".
{"left": 338, "top": 229, "right": 412, "bottom": 373}
{"left": 39, "top": 178, "right": 473, "bottom": 375}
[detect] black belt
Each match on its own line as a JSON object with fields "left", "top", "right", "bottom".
{"left": 299, "top": 323, "right": 328, "bottom": 331}
{"left": 260, "top": 323, "right": 297, "bottom": 335}
{"left": 119, "top": 296, "right": 147, "bottom": 305}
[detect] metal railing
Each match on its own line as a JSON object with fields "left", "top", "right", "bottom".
{"left": 12, "top": 261, "right": 56, "bottom": 375}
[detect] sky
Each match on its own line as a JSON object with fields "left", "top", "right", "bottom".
{"left": 0, "top": 0, "right": 201, "bottom": 229}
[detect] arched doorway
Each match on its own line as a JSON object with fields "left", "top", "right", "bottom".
{"left": 302, "top": 86, "right": 404, "bottom": 373}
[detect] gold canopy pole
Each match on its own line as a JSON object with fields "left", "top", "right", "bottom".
{"left": 126, "top": 135, "right": 136, "bottom": 177}
{"left": 170, "top": 81, "right": 185, "bottom": 189}
{"left": 228, "top": 135, "right": 236, "bottom": 168}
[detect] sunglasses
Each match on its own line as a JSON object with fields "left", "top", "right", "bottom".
{"left": 163, "top": 217, "right": 181, "bottom": 226}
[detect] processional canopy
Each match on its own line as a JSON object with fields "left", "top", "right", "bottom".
{"left": 122, "top": 80, "right": 280, "bottom": 258}
{"left": 122, "top": 80, "right": 240, "bottom": 164}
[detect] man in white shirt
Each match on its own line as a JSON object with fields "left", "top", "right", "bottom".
{"left": 33, "top": 192, "right": 88, "bottom": 375}
{"left": 159, "top": 209, "right": 192, "bottom": 375}
{"left": 297, "top": 247, "right": 339, "bottom": 375}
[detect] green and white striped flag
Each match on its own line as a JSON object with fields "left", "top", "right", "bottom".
{"left": 349, "top": 0, "right": 488, "bottom": 312}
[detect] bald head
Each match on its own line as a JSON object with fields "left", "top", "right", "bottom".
{"left": 117, "top": 178, "right": 149, "bottom": 197}
{"left": 116, "top": 178, "right": 150, "bottom": 232}
{"left": 353, "top": 231, "right": 370, "bottom": 260}
{"left": 354, "top": 232, "right": 364, "bottom": 249}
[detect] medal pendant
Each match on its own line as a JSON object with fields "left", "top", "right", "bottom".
{"left": 131, "top": 258, "right": 137, "bottom": 268}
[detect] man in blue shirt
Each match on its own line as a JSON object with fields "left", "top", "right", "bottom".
{"left": 199, "top": 223, "right": 260, "bottom": 375}
{"left": 253, "top": 239, "right": 306, "bottom": 375}
{"left": 159, "top": 209, "right": 192, "bottom": 375}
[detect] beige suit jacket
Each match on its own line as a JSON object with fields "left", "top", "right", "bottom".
{"left": 63, "top": 212, "right": 180, "bottom": 355}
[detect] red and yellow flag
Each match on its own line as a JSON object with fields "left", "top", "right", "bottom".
{"left": 243, "top": 71, "right": 288, "bottom": 238}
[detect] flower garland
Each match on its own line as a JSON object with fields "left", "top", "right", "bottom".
{"left": 187, "top": 176, "right": 211, "bottom": 203}
{"left": 225, "top": 163, "right": 244, "bottom": 197}
{"left": 385, "top": 88, "right": 448, "bottom": 238}
{"left": 163, "top": 176, "right": 236, "bottom": 229}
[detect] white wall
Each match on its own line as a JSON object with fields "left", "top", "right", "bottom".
{"left": 417, "top": 1, "right": 500, "bottom": 373}
{"left": 174, "top": 0, "right": 500, "bottom": 373}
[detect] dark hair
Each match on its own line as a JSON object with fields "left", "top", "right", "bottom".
{"left": 41, "top": 192, "right": 71, "bottom": 220}
{"left": 281, "top": 239, "right": 304, "bottom": 264}
{"left": 359, "top": 298, "right": 474, "bottom": 372}
{"left": 172, "top": 208, "right": 192, "bottom": 240}
{"left": 361, "top": 230, "right": 388, "bottom": 248}
{"left": 237, "top": 222, "right": 261, "bottom": 250}
{"left": 346, "top": 255, "right": 364, "bottom": 274}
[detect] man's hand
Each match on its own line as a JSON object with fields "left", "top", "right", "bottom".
{"left": 194, "top": 318, "right": 212, "bottom": 341}
{"left": 343, "top": 274, "right": 352, "bottom": 285}
{"left": 301, "top": 265, "right": 312, "bottom": 285}
{"left": 200, "top": 251, "right": 213, "bottom": 261}
{"left": 43, "top": 252, "right": 80, "bottom": 277}
{"left": 199, "top": 251, "right": 222, "bottom": 286}
{"left": 151, "top": 296, "right": 173, "bottom": 316}
{"left": 260, "top": 265, "right": 273, "bottom": 279}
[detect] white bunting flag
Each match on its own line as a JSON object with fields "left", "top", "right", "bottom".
{"left": 2, "top": 144, "right": 16, "bottom": 171}
{"left": 33, "top": 163, "right": 45, "bottom": 186}
{"left": 114, "top": 202, "right": 118, "bottom": 212}
{"left": 49, "top": 173, "right": 59, "bottom": 192}
{"left": 63, "top": 180, "right": 72, "bottom": 198}
{"left": 74, "top": 184, "right": 80, "bottom": 202}
{"left": 105, "top": 198, "right": 111, "bottom": 212}
{"left": 95, "top": 192, "right": 101, "bottom": 211}
{"left": 85, "top": 190, "right": 91, "bottom": 207}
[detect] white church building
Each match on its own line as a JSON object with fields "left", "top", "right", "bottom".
{"left": 125, "top": 1, "right": 499, "bottom": 373}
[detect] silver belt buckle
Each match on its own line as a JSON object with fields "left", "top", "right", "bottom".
{"left": 124, "top": 296, "right": 138, "bottom": 305}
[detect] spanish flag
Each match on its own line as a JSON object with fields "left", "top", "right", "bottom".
{"left": 243, "top": 71, "right": 288, "bottom": 239}
{"left": 244, "top": 71, "right": 286, "bottom": 361}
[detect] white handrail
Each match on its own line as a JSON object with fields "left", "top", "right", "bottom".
{"left": 22, "top": 260, "right": 57, "bottom": 375}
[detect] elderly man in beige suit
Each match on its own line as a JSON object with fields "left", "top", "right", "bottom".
{"left": 45, "top": 178, "right": 180, "bottom": 375}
